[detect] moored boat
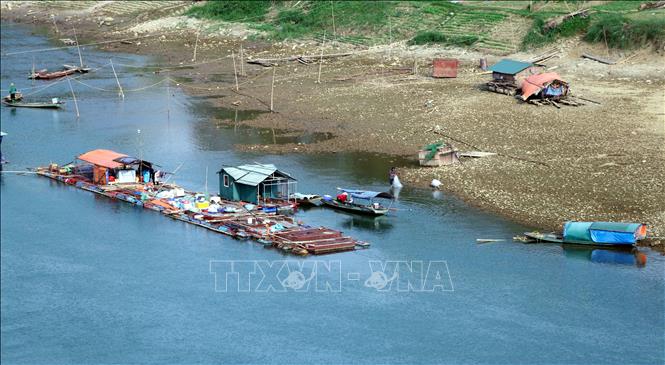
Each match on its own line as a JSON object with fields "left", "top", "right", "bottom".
{"left": 28, "top": 68, "right": 76, "bottom": 80}
{"left": 2, "top": 98, "right": 64, "bottom": 109}
{"left": 321, "top": 189, "right": 393, "bottom": 216}
{"left": 523, "top": 221, "right": 647, "bottom": 247}
{"left": 290, "top": 193, "right": 323, "bottom": 207}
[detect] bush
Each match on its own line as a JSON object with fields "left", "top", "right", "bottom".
{"left": 522, "top": 14, "right": 589, "bottom": 49}
{"left": 409, "top": 31, "right": 478, "bottom": 46}
{"left": 186, "top": 1, "right": 271, "bottom": 22}
{"left": 585, "top": 14, "right": 665, "bottom": 49}
{"left": 278, "top": 9, "right": 305, "bottom": 25}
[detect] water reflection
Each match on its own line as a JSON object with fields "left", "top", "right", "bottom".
{"left": 336, "top": 212, "right": 394, "bottom": 232}
{"left": 562, "top": 245, "right": 647, "bottom": 267}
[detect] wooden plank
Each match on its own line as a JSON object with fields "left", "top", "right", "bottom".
{"left": 581, "top": 53, "right": 616, "bottom": 65}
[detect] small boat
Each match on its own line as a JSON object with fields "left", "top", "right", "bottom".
{"left": 3, "top": 92, "right": 23, "bottom": 103}
{"left": 63, "top": 64, "right": 91, "bottom": 73}
{"left": 523, "top": 221, "right": 647, "bottom": 247}
{"left": 2, "top": 98, "right": 64, "bottom": 109}
{"left": 321, "top": 189, "right": 394, "bottom": 216}
{"left": 28, "top": 68, "right": 76, "bottom": 80}
{"left": 290, "top": 193, "right": 323, "bottom": 207}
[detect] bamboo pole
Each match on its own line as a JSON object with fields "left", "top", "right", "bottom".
{"left": 51, "top": 15, "right": 59, "bottom": 34}
{"left": 317, "top": 31, "right": 326, "bottom": 84}
{"left": 240, "top": 43, "right": 245, "bottom": 76}
{"left": 388, "top": 15, "right": 392, "bottom": 60}
{"left": 67, "top": 78, "right": 79, "bottom": 118}
{"left": 331, "top": 1, "right": 337, "bottom": 47}
{"left": 270, "top": 66, "right": 276, "bottom": 112}
{"left": 73, "top": 28, "right": 83, "bottom": 68}
{"left": 166, "top": 75, "right": 170, "bottom": 120}
{"left": 232, "top": 51, "right": 239, "bottom": 91}
{"left": 110, "top": 59, "right": 124, "bottom": 99}
{"left": 193, "top": 24, "right": 201, "bottom": 62}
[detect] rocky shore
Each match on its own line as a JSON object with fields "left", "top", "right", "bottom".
{"left": 2, "top": 1, "right": 663, "bottom": 251}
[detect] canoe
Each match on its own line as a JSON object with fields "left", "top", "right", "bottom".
{"left": 28, "top": 68, "right": 76, "bottom": 80}
{"left": 321, "top": 198, "right": 389, "bottom": 216}
{"left": 2, "top": 100, "right": 64, "bottom": 109}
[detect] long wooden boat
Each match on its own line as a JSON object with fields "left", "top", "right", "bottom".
{"left": 321, "top": 189, "right": 393, "bottom": 216}
{"left": 2, "top": 100, "right": 64, "bottom": 109}
{"left": 29, "top": 68, "right": 76, "bottom": 80}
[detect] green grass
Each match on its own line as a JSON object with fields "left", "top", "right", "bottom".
{"left": 585, "top": 14, "right": 665, "bottom": 49}
{"left": 522, "top": 13, "right": 590, "bottom": 49}
{"left": 186, "top": 1, "right": 271, "bottom": 22}
{"left": 186, "top": 1, "right": 664, "bottom": 51}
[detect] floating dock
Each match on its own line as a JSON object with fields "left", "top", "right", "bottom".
{"left": 34, "top": 166, "right": 367, "bottom": 255}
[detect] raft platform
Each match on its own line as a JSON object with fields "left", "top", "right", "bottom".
{"left": 34, "top": 167, "right": 366, "bottom": 255}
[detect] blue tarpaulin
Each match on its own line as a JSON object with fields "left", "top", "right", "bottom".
{"left": 563, "top": 221, "right": 645, "bottom": 245}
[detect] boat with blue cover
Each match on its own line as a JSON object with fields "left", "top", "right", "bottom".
{"left": 524, "top": 221, "right": 647, "bottom": 247}
{"left": 322, "top": 189, "right": 394, "bottom": 216}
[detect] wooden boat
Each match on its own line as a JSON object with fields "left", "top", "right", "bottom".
{"left": 2, "top": 99, "right": 64, "bottom": 109}
{"left": 523, "top": 221, "right": 647, "bottom": 247}
{"left": 29, "top": 68, "right": 76, "bottom": 80}
{"left": 290, "top": 193, "right": 323, "bottom": 207}
{"left": 321, "top": 189, "right": 393, "bottom": 216}
{"left": 63, "top": 64, "right": 91, "bottom": 73}
{"left": 3, "top": 92, "right": 23, "bottom": 102}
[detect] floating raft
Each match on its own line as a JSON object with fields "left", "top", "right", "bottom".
{"left": 34, "top": 167, "right": 367, "bottom": 255}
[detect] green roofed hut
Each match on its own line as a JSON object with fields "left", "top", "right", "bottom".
{"left": 217, "top": 164, "right": 297, "bottom": 205}
{"left": 486, "top": 59, "right": 541, "bottom": 96}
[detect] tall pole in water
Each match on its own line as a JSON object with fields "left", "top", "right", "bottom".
{"left": 205, "top": 166, "right": 209, "bottom": 198}
{"left": 73, "top": 28, "right": 84, "bottom": 68}
{"left": 110, "top": 59, "right": 124, "bottom": 99}
{"left": 67, "top": 77, "right": 79, "bottom": 118}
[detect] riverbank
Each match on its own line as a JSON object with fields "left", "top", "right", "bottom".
{"left": 2, "top": 1, "right": 663, "bottom": 251}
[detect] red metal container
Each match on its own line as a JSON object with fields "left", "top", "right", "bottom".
{"left": 432, "top": 58, "right": 459, "bottom": 78}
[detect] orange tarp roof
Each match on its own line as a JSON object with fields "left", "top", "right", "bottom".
{"left": 78, "top": 149, "right": 127, "bottom": 169}
{"left": 520, "top": 72, "right": 565, "bottom": 100}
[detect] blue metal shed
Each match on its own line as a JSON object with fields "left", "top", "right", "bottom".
{"left": 488, "top": 59, "right": 534, "bottom": 75}
{"left": 217, "top": 164, "right": 297, "bottom": 204}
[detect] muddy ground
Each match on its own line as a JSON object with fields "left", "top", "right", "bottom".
{"left": 2, "top": 2, "right": 664, "bottom": 251}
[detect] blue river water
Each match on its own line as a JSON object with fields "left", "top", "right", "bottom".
{"left": 1, "top": 24, "right": 663, "bottom": 365}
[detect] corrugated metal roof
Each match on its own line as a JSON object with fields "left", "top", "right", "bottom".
{"left": 488, "top": 59, "right": 533, "bottom": 75}
{"left": 218, "top": 163, "right": 295, "bottom": 187}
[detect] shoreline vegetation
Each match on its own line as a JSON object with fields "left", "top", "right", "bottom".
{"left": 1, "top": 1, "right": 663, "bottom": 252}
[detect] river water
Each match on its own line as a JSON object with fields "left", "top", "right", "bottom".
{"left": 1, "top": 24, "right": 663, "bottom": 365}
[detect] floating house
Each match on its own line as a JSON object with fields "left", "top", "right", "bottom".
{"left": 77, "top": 149, "right": 156, "bottom": 185}
{"left": 217, "top": 164, "right": 297, "bottom": 205}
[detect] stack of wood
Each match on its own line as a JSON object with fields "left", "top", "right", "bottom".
{"left": 486, "top": 81, "right": 518, "bottom": 96}
{"left": 529, "top": 49, "right": 560, "bottom": 64}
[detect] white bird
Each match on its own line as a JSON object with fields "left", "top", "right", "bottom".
{"left": 430, "top": 179, "right": 442, "bottom": 190}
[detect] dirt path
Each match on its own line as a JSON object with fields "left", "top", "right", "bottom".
{"left": 3, "top": 1, "right": 663, "bottom": 251}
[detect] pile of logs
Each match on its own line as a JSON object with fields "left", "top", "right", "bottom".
{"left": 486, "top": 81, "right": 518, "bottom": 96}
